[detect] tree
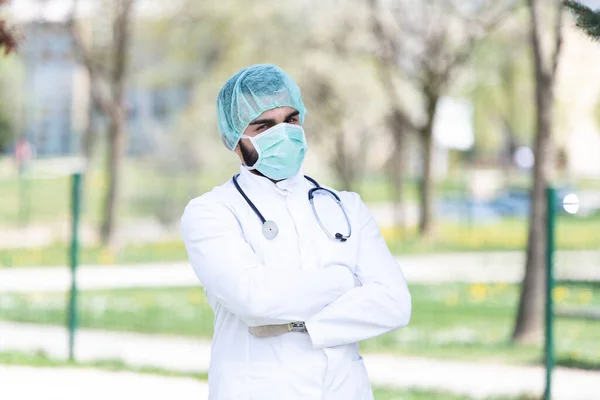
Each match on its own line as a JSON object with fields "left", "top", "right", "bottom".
{"left": 368, "top": 0, "right": 416, "bottom": 233}
{"left": 367, "top": 0, "right": 514, "bottom": 236}
{"left": 595, "top": 95, "right": 600, "bottom": 130}
{"left": 512, "top": 0, "right": 564, "bottom": 344}
{"left": 0, "top": 106, "right": 12, "bottom": 152}
{"left": 0, "top": 0, "right": 17, "bottom": 55}
{"left": 465, "top": 26, "right": 535, "bottom": 164}
{"left": 68, "top": 0, "right": 135, "bottom": 248}
{"left": 298, "top": 2, "right": 383, "bottom": 192}
{"left": 0, "top": 0, "right": 18, "bottom": 152}
{"left": 564, "top": 0, "right": 600, "bottom": 40}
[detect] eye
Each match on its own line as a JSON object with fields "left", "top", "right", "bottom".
{"left": 256, "top": 125, "right": 268, "bottom": 132}
{"left": 286, "top": 116, "right": 299, "bottom": 124}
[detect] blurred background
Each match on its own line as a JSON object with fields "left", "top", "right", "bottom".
{"left": 1, "top": 0, "right": 600, "bottom": 399}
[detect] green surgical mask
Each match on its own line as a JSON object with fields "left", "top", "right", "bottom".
{"left": 241, "top": 123, "right": 307, "bottom": 181}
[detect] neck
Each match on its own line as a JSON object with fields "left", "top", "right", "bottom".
{"left": 249, "top": 169, "right": 282, "bottom": 184}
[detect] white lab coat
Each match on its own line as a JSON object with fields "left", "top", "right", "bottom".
{"left": 181, "top": 166, "right": 411, "bottom": 400}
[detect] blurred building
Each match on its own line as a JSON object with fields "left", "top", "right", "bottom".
{"left": 14, "top": 17, "right": 192, "bottom": 157}
{"left": 18, "top": 22, "right": 83, "bottom": 156}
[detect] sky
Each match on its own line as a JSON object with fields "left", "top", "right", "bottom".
{"left": 7, "top": 0, "right": 184, "bottom": 22}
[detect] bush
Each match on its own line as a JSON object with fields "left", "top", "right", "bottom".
{"left": 0, "top": 106, "right": 14, "bottom": 153}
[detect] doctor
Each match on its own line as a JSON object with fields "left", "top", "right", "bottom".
{"left": 181, "top": 64, "right": 411, "bottom": 400}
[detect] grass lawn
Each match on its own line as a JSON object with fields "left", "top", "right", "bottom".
{"left": 1, "top": 212, "right": 598, "bottom": 267}
{"left": 0, "top": 350, "right": 535, "bottom": 400}
{"left": 0, "top": 350, "right": 208, "bottom": 381}
{"left": 0, "top": 166, "right": 436, "bottom": 226}
{"left": 0, "top": 162, "right": 214, "bottom": 226}
{"left": 1, "top": 283, "right": 598, "bottom": 369}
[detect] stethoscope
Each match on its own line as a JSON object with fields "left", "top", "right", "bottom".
{"left": 232, "top": 174, "right": 352, "bottom": 242}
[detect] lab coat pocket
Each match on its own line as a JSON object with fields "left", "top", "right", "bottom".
{"left": 349, "top": 357, "right": 374, "bottom": 400}
{"left": 216, "top": 362, "right": 287, "bottom": 400}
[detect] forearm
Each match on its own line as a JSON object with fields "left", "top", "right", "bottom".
{"left": 182, "top": 199, "right": 355, "bottom": 327}
{"left": 305, "top": 282, "right": 411, "bottom": 348}
{"left": 226, "top": 264, "right": 355, "bottom": 326}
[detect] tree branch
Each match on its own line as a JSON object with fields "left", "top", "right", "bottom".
{"left": 67, "top": 0, "right": 116, "bottom": 116}
{"left": 111, "top": 0, "right": 134, "bottom": 93}
{"left": 67, "top": 0, "right": 109, "bottom": 78}
{"left": 551, "top": 1, "right": 564, "bottom": 77}
{"left": 0, "top": 0, "right": 18, "bottom": 54}
{"left": 528, "top": 0, "right": 544, "bottom": 80}
{"left": 367, "top": 0, "right": 418, "bottom": 133}
{"left": 443, "top": 3, "right": 516, "bottom": 81}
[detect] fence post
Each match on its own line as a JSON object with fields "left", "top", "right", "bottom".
{"left": 67, "top": 172, "right": 82, "bottom": 361}
{"left": 544, "top": 186, "right": 557, "bottom": 400}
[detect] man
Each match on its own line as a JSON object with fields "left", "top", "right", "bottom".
{"left": 181, "top": 64, "right": 411, "bottom": 400}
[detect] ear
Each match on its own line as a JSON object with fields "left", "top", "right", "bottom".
{"left": 233, "top": 143, "right": 244, "bottom": 162}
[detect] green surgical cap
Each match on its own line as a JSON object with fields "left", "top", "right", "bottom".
{"left": 216, "top": 64, "right": 307, "bottom": 150}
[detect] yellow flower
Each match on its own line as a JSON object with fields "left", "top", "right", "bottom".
{"left": 469, "top": 284, "right": 487, "bottom": 303}
{"left": 552, "top": 286, "right": 569, "bottom": 303}
{"left": 577, "top": 289, "right": 593, "bottom": 305}
{"left": 491, "top": 283, "right": 509, "bottom": 294}
{"left": 187, "top": 291, "right": 204, "bottom": 305}
{"left": 98, "top": 248, "right": 116, "bottom": 265}
{"left": 444, "top": 292, "right": 460, "bottom": 307}
{"left": 27, "top": 292, "right": 45, "bottom": 302}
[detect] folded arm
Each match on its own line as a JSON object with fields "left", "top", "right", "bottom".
{"left": 305, "top": 194, "right": 412, "bottom": 348}
{"left": 181, "top": 198, "right": 355, "bottom": 327}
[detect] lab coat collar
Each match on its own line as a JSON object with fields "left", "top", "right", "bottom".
{"left": 238, "top": 165, "right": 306, "bottom": 195}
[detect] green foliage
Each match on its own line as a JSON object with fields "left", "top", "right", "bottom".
{"left": 2, "top": 212, "right": 599, "bottom": 267}
{"left": 0, "top": 350, "right": 209, "bottom": 381}
{"left": 0, "top": 351, "right": 533, "bottom": 400}
{"left": 595, "top": 94, "right": 600, "bottom": 130}
{"left": 373, "top": 387, "right": 537, "bottom": 400}
{"left": 1, "top": 283, "right": 599, "bottom": 369}
{"left": 564, "top": 0, "right": 600, "bottom": 41}
{"left": 0, "top": 55, "right": 23, "bottom": 152}
{"left": 0, "top": 105, "right": 13, "bottom": 152}
{"left": 464, "top": 25, "right": 535, "bottom": 157}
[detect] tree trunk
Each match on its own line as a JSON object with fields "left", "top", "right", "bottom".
{"left": 389, "top": 153, "right": 406, "bottom": 237}
{"left": 512, "top": 0, "right": 562, "bottom": 343}
{"left": 81, "top": 93, "right": 97, "bottom": 170}
{"left": 333, "top": 130, "right": 355, "bottom": 192}
{"left": 512, "top": 82, "right": 553, "bottom": 343}
{"left": 418, "top": 93, "right": 439, "bottom": 237}
{"left": 99, "top": 0, "right": 133, "bottom": 247}
{"left": 100, "top": 110, "right": 125, "bottom": 247}
{"left": 388, "top": 110, "right": 409, "bottom": 237}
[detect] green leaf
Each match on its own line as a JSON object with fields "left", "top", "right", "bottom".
{"left": 563, "top": 0, "right": 600, "bottom": 41}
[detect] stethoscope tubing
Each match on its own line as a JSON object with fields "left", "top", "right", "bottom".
{"left": 232, "top": 174, "right": 351, "bottom": 242}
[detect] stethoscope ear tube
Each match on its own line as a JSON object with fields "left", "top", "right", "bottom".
{"left": 309, "top": 189, "right": 352, "bottom": 242}
{"left": 232, "top": 174, "right": 351, "bottom": 242}
{"left": 232, "top": 174, "right": 267, "bottom": 224}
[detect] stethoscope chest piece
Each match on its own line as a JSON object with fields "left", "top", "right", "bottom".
{"left": 232, "top": 173, "right": 351, "bottom": 242}
{"left": 262, "top": 220, "right": 279, "bottom": 239}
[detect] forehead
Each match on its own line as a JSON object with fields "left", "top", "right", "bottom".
{"left": 251, "top": 106, "right": 298, "bottom": 122}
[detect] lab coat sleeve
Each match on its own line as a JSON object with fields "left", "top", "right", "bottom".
{"left": 181, "top": 197, "right": 355, "bottom": 327}
{"left": 304, "top": 194, "right": 411, "bottom": 348}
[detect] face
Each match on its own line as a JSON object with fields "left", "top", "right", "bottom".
{"left": 235, "top": 106, "right": 301, "bottom": 168}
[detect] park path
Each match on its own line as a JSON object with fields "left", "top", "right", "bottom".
{"left": 1, "top": 364, "right": 209, "bottom": 400}
{"left": 1, "top": 251, "right": 599, "bottom": 293}
{"left": 1, "top": 321, "right": 598, "bottom": 399}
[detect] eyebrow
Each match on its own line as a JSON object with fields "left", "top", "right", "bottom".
{"left": 249, "top": 110, "right": 300, "bottom": 126}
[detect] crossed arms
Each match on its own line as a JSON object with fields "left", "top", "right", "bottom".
{"left": 180, "top": 194, "right": 411, "bottom": 349}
